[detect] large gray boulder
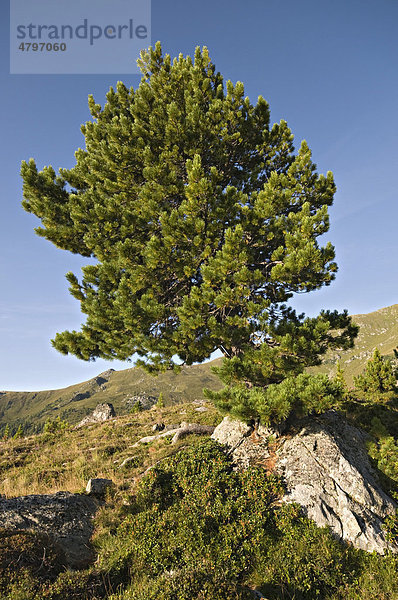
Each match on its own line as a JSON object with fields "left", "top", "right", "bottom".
{"left": 0, "top": 492, "right": 99, "bottom": 567}
{"left": 212, "top": 412, "right": 398, "bottom": 554}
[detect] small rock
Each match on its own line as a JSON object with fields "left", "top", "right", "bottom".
{"left": 152, "top": 422, "right": 165, "bottom": 432}
{"left": 86, "top": 478, "right": 113, "bottom": 497}
{"left": 171, "top": 424, "right": 215, "bottom": 445}
{"left": 163, "top": 423, "right": 181, "bottom": 432}
{"left": 195, "top": 406, "right": 208, "bottom": 412}
{"left": 132, "top": 423, "right": 215, "bottom": 447}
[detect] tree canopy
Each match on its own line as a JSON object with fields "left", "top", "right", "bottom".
{"left": 21, "top": 43, "right": 357, "bottom": 422}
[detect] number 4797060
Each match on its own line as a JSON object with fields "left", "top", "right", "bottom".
{"left": 18, "top": 42, "right": 66, "bottom": 51}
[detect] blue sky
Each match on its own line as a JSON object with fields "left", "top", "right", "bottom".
{"left": 1, "top": 0, "right": 397, "bottom": 390}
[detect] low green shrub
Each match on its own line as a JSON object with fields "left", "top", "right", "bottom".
{"left": 368, "top": 418, "right": 398, "bottom": 485}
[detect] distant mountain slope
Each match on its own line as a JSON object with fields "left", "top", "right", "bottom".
{"left": 1, "top": 304, "right": 397, "bottom": 431}
{"left": 310, "top": 304, "right": 398, "bottom": 383}
{"left": 0, "top": 361, "right": 222, "bottom": 432}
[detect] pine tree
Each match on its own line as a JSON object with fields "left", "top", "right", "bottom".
{"left": 354, "top": 348, "right": 397, "bottom": 402}
{"left": 157, "top": 392, "right": 164, "bottom": 409}
{"left": 13, "top": 424, "right": 24, "bottom": 439}
{"left": 3, "top": 424, "right": 9, "bottom": 441}
{"left": 334, "top": 360, "right": 349, "bottom": 397}
{"left": 392, "top": 347, "right": 398, "bottom": 378}
{"left": 20, "top": 43, "right": 357, "bottom": 424}
{"left": 43, "top": 416, "right": 69, "bottom": 434}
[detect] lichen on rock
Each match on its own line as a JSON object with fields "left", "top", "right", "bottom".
{"left": 0, "top": 491, "right": 100, "bottom": 568}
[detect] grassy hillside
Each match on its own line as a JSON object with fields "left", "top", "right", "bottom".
{"left": 310, "top": 304, "right": 398, "bottom": 384}
{"left": 0, "top": 361, "right": 222, "bottom": 433}
{"left": 0, "top": 400, "right": 222, "bottom": 498}
{"left": 0, "top": 401, "right": 397, "bottom": 599}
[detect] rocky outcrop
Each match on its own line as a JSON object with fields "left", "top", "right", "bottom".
{"left": 124, "top": 394, "right": 157, "bottom": 411}
{"left": 95, "top": 368, "right": 114, "bottom": 382}
{"left": 276, "top": 412, "right": 397, "bottom": 554}
{"left": 212, "top": 412, "right": 398, "bottom": 554}
{"left": 76, "top": 402, "right": 116, "bottom": 428}
{"left": 0, "top": 492, "right": 99, "bottom": 568}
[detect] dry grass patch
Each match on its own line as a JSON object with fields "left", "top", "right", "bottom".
{"left": 0, "top": 402, "right": 222, "bottom": 498}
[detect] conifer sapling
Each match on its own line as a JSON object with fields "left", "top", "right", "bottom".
{"left": 354, "top": 348, "right": 397, "bottom": 403}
